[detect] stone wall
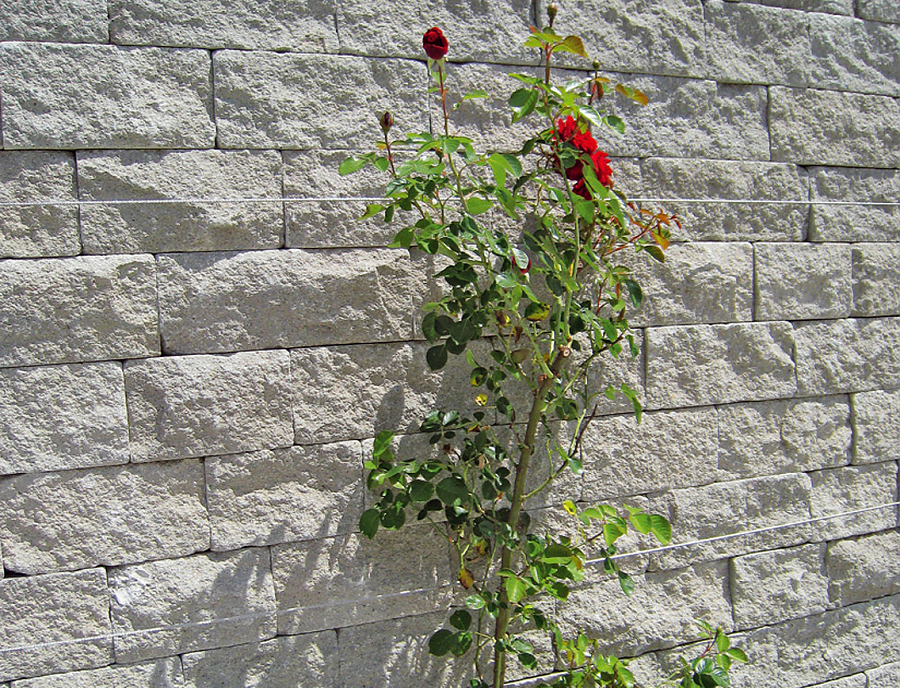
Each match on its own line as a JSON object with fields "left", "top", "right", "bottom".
{"left": 0, "top": 1, "right": 898, "bottom": 686}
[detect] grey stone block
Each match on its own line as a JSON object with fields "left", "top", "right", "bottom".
{"left": 731, "top": 543, "right": 829, "bottom": 630}
{"left": 794, "top": 317, "right": 900, "bottom": 395}
{"left": 9, "top": 658, "right": 183, "bottom": 688}
{"left": 110, "top": 0, "right": 338, "bottom": 51}
{"left": 809, "top": 167, "right": 900, "bottom": 242}
{"left": 809, "top": 462, "right": 898, "bottom": 540}
{"left": 0, "top": 569, "right": 112, "bottom": 682}
{"left": 706, "top": 1, "right": 811, "bottom": 86}
{"left": 0, "top": 151, "right": 79, "bottom": 258}
{"left": 0, "top": 44, "right": 214, "bottom": 150}
{"left": 770, "top": 87, "right": 900, "bottom": 167}
{"left": 214, "top": 51, "right": 426, "bottom": 149}
{"left": 755, "top": 242, "right": 852, "bottom": 321}
{"left": 0, "top": 0, "right": 108, "bottom": 42}
{"left": 157, "top": 249, "right": 418, "bottom": 354}
{"left": 858, "top": 0, "right": 900, "bottom": 23}
{"left": 181, "top": 633, "right": 337, "bottom": 688}
{"left": 0, "top": 460, "right": 209, "bottom": 575}
{"left": 206, "top": 442, "right": 363, "bottom": 550}
{"left": 0, "top": 255, "right": 159, "bottom": 368}
{"left": 724, "top": 0, "right": 852, "bottom": 13}
{"left": 853, "top": 389, "right": 900, "bottom": 465}
{"left": 851, "top": 243, "right": 900, "bottom": 316}
{"left": 810, "top": 14, "right": 900, "bottom": 96}
{"left": 718, "top": 397, "right": 851, "bottom": 479}
{"left": 78, "top": 150, "right": 284, "bottom": 254}
{"left": 867, "top": 661, "right": 900, "bottom": 687}
{"left": 828, "top": 530, "right": 900, "bottom": 606}
{"left": 109, "top": 549, "right": 277, "bottom": 663}
{"left": 125, "top": 351, "right": 293, "bottom": 462}
{"left": 0, "top": 362, "right": 129, "bottom": 476}
{"left": 271, "top": 525, "right": 455, "bottom": 634}
{"left": 640, "top": 157, "right": 808, "bottom": 242}
{"left": 645, "top": 322, "right": 796, "bottom": 409}
{"left": 804, "top": 675, "right": 868, "bottom": 688}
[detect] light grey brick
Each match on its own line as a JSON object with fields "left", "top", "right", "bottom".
{"left": 706, "top": 1, "right": 811, "bottom": 86}
{"left": 0, "top": 0, "right": 108, "bottom": 42}
{"left": 810, "top": 14, "right": 900, "bottom": 96}
{"left": 0, "top": 151, "right": 79, "bottom": 258}
{"left": 0, "top": 460, "right": 208, "bottom": 575}
{"left": 272, "top": 525, "right": 454, "bottom": 634}
{"left": 9, "top": 658, "right": 183, "bottom": 688}
{"left": 731, "top": 543, "right": 829, "bottom": 630}
{"left": 852, "top": 243, "right": 900, "bottom": 316}
{"left": 110, "top": 0, "right": 338, "bottom": 51}
{"left": 645, "top": 322, "right": 796, "bottom": 409}
{"left": 809, "top": 462, "right": 898, "bottom": 540}
{"left": 770, "top": 87, "right": 900, "bottom": 167}
{"left": 810, "top": 167, "right": 900, "bottom": 242}
{"left": 157, "top": 249, "right": 417, "bottom": 354}
{"left": 718, "top": 397, "right": 851, "bottom": 479}
{"left": 724, "top": 0, "right": 852, "bottom": 13}
{"left": 580, "top": 407, "right": 718, "bottom": 501}
{"left": 181, "top": 633, "right": 337, "bottom": 688}
{"left": 109, "top": 549, "right": 277, "bottom": 663}
{"left": 206, "top": 442, "right": 363, "bottom": 550}
{"left": 867, "top": 661, "right": 900, "bottom": 687}
{"left": 794, "top": 317, "right": 900, "bottom": 395}
{"left": 828, "top": 530, "right": 900, "bottom": 606}
{"left": 640, "top": 157, "right": 808, "bottom": 242}
{"left": 0, "top": 569, "right": 112, "bottom": 683}
{"left": 0, "top": 362, "right": 129, "bottom": 476}
{"left": 755, "top": 242, "right": 852, "bottom": 321}
{"left": 125, "top": 351, "right": 293, "bottom": 462}
{"left": 853, "top": 389, "right": 900, "bottom": 465}
{"left": 858, "top": 0, "right": 900, "bottom": 23}
{"left": 78, "top": 150, "right": 283, "bottom": 254}
{"left": 649, "top": 473, "right": 813, "bottom": 569}
{"left": 0, "top": 44, "right": 214, "bottom": 150}
{"left": 0, "top": 255, "right": 159, "bottom": 368}
{"left": 214, "top": 51, "right": 425, "bottom": 149}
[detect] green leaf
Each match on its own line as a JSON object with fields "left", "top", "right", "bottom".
{"left": 509, "top": 88, "right": 539, "bottom": 122}
{"left": 429, "top": 629, "right": 455, "bottom": 657}
{"left": 505, "top": 576, "right": 528, "bottom": 604}
{"left": 466, "top": 197, "right": 493, "bottom": 215}
{"left": 372, "top": 430, "right": 394, "bottom": 460}
{"left": 557, "top": 35, "right": 589, "bottom": 59}
{"left": 618, "top": 571, "right": 635, "bottom": 596}
{"left": 359, "top": 203, "right": 384, "bottom": 220}
{"left": 426, "top": 344, "right": 448, "bottom": 371}
{"left": 502, "top": 154, "right": 522, "bottom": 178}
{"left": 604, "top": 114, "right": 626, "bottom": 135}
{"left": 644, "top": 244, "right": 666, "bottom": 263}
{"left": 373, "top": 156, "right": 390, "bottom": 172}
{"left": 623, "top": 278, "right": 643, "bottom": 308}
{"left": 449, "top": 609, "right": 472, "bottom": 631}
{"left": 650, "top": 514, "right": 672, "bottom": 544}
{"left": 628, "top": 511, "right": 652, "bottom": 534}
{"left": 724, "top": 648, "right": 748, "bottom": 663}
{"left": 409, "top": 480, "right": 434, "bottom": 502}
{"left": 339, "top": 156, "right": 368, "bottom": 175}
{"left": 436, "top": 475, "right": 469, "bottom": 506}
{"left": 603, "top": 522, "right": 626, "bottom": 547}
{"left": 465, "top": 594, "right": 486, "bottom": 610}
{"left": 359, "top": 508, "right": 380, "bottom": 538}
{"left": 715, "top": 632, "right": 730, "bottom": 653}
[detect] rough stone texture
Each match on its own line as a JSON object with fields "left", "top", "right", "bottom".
{"left": 706, "top": 1, "right": 811, "bottom": 86}
{"left": 0, "top": 44, "right": 214, "bottom": 150}
{"left": 108, "top": 549, "right": 277, "bottom": 663}
{"left": 867, "top": 661, "right": 900, "bottom": 688}
{"left": 809, "top": 167, "right": 900, "bottom": 242}
{"left": 0, "top": 0, "right": 108, "bottom": 42}
{"left": 853, "top": 389, "right": 900, "bottom": 465}
{"left": 851, "top": 243, "right": 900, "bottom": 316}
{"left": 827, "top": 530, "right": 900, "bottom": 606}
{"left": 640, "top": 157, "right": 808, "bottom": 242}
{"left": 809, "top": 462, "right": 899, "bottom": 540}
{"left": 9, "top": 658, "right": 184, "bottom": 688}
{"left": 0, "top": 362, "right": 129, "bottom": 476}
{"left": 770, "top": 87, "right": 900, "bottom": 167}
{"left": 794, "top": 317, "right": 900, "bottom": 395}
{"left": 271, "top": 525, "right": 454, "bottom": 634}
{"left": 78, "top": 150, "right": 284, "bottom": 254}
{"left": 157, "top": 249, "right": 418, "bottom": 354}
{"left": 110, "top": 0, "right": 338, "bottom": 51}
{"left": 181, "top": 633, "right": 337, "bottom": 688}
{"left": 0, "top": 569, "right": 112, "bottom": 683}
{"left": 649, "top": 473, "right": 813, "bottom": 569}
{"left": 580, "top": 407, "right": 718, "bottom": 501}
{"left": 857, "top": 0, "right": 900, "bottom": 23}
{"left": 810, "top": 14, "right": 900, "bottom": 96}
{"left": 0, "top": 151, "right": 79, "bottom": 258}
{"left": 717, "top": 397, "right": 852, "bottom": 479}
{"left": 206, "top": 442, "right": 363, "bottom": 549}
{"left": 0, "top": 460, "right": 209, "bottom": 575}
{"left": 0, "top": 255, "right": 160, "bottom": 368}
{"left": 125, "top": 351, "right": 293, "bottom": 462}
{"left": 731, "top": 543, "right": 829, "bottom": 630}
{"left": 214, "top": 51, "right": 425, "bottom": 149}
{"left": 805, "top": 675, "right": 868, "bottom": 688}
{"left": 645, "top": 322, "right": 796, "bottom": 409}
{"left": 755, "top": 242, "right": 853, "bottom": 321}
{"left": 727, "top": 0, "right": 852, "bottom": 13}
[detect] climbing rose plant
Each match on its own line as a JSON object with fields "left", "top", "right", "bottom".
{"left": 341, "top": 11, "right": 746, "bottom": 688}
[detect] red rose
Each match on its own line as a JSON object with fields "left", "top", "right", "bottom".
{"left": 423, "top": 27, "right": 449, "bottom": 60}
{"left": 591, "top": 150, "right": 614, "bottom": 187}
{"left": 571, "top": 129, "right": 598, "bottom": 154}
{"left": 555, "top": 116, "right": 578, "bottom": 142}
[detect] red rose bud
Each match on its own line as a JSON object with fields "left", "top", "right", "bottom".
{"left": 379, "top": 110, "right": 394, "bottom": 133}
{"left": 422, "top": 27, "right": 449, "bottom": 60}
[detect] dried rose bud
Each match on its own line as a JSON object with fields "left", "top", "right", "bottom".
{"left": 547, "top": 3, "right": 558, "bottom": 27}
{"left": 379, "top": 110, "right": 394, "bottom": 133}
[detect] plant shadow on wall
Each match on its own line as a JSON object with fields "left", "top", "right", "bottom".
{"left": 341, "top": 10, "right": 747, "bottom": 688}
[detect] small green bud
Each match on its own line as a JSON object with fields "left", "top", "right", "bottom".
{"left": 547, "top": 3, "right": 558, "bottom": 27}
{"left": 380, "top": 110, "right": 394, "bottom": 133}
